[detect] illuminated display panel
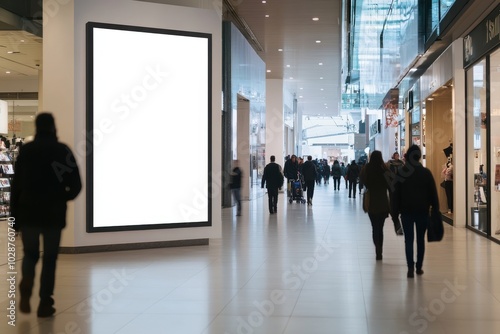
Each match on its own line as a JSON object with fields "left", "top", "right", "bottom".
{"left": 86, "top": 22, "right": 211, "bottom": 232}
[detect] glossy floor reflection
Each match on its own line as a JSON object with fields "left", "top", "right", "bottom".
{"left": 1, "top": 183, "right": 500, "bottom": 333}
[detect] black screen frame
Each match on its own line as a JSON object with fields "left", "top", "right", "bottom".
{"left": 86, "top": 21, "right": 212, "bottom": 232}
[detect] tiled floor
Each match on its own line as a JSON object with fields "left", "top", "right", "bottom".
{"left": 1, "top": 183, "right": 500, "bottom": 333}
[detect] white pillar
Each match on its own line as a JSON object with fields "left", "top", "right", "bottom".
{"left": 266, "top": 79, "right": 285, "bottom": 162}
{"left": 452, "top": 39, "right": 466, "bottom": 227}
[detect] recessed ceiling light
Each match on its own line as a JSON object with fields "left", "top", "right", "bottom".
{"left": 319, "top": 62, "right": 323, "bottom": 66}
{"left": 20, "top": 40, "right": 24, "bottom": 42}
{"left": 316, "top": 40, "right": 321, "bottom": 43}
{"left": 266, "top": 70, "right": 271, "bottom": 73}
{"left": 7, "top": 51, "right": 13, "bottom": 54}
{"left": 265, "top": 14, "right": 270, "bottom": 18}
{"left": 320, "top": 77, "right": 323, "bottom": 79}
{"left": 320, "top": 88, "right": 324, "bottom": 91}
{"left": 300, "top": 87, "right": 303, "bottom": 90}
{"left": 289, "top": 77, "right": 294, "bottom": 80}
{"left": 299, "top": 96, "right": 303, "bottom": 98}
{"left": 312, "top": 17, "right": 319, "bottom": 21}
{"left": 5, "top": 71, "right": 10, "bottom": 74}
{"left": 262, "top": 0, "right": 267, "bottom": 3}
{"left": 278, "top": 48, "right": 283, "bottom": 52}
{"left": 324, "top": 103, "right": 327, "bottom": 106}
{"left": 286, "top": 64, "right": 290, "bottom": 68}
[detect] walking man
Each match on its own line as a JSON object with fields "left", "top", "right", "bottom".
{"left": 12, "top": 113, "right": 82, "bottom": 317}
{"left": 261, "top": 155, "right": 284, "bottom": 214}
{"left": 302, "top": 155, "right": 318, "bottom": 205}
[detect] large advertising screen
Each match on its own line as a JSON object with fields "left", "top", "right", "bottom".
{"left": 86, "top": 22, "right": 211, "bottom": 232}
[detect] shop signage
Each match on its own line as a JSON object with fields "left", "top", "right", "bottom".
{"left": 8, "top": 120, "right": 21, "bottom": 132}
{"left": 370, "top": 119, "right": 381, "bottom": 139}
{"left": 463, "top": 4, "right": 500, "bottom": 68}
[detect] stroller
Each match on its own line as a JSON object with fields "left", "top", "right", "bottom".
{"left": 288, "top": 175, "right": 306, "bottom": 204}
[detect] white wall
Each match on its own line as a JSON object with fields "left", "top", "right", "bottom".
{"left": 43, "top": 0, "right": 222, "bottom": 248}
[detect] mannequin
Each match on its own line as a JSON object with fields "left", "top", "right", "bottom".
{"left": 441, "top": 157, "right": 453, "bottom": 214}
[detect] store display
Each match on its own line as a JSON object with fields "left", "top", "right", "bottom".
{"left": 0, "top": 159, "right": 13, "bottom": 218}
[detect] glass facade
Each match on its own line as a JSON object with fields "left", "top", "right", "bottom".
{"left": 490, "top": 48, "right": 500, "bottom": 240}
{"left": 228, "top": 23, "right": 266, "bottom": 186}
{"left": 467, "top": 59, "right": 487, "bottom": 233}
{"left": 466, "top": 46, "right": 500, "bottom": 239}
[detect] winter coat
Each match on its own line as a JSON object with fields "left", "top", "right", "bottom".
{"left": 359, "top": 163, "right": 390, "bottom": 216}
{"left": 331, "top": 164, "right": 342, "bottom": 178}
{"left": 302, "top": 160, "right": 318, "bottom": 182}
{"left": 261, "top": 162, "right": 284, "bottom": 189}
{"left": 392, "top": 162, "right": 439, "bottom": 214}
{"left": 11, "top": 133, "right": 82, "bottom": 231}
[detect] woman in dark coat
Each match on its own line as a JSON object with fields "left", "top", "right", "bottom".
{"left": 360, "top": 151, "right": 390, "bottom": 260}
{"left": 346, "top": 160, "right": 360, "bottom": 198}
{"left": 331, "top": 160, "right": 342, "bottom": 191}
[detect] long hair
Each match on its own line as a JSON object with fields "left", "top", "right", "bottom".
{"left": 368, "top": 151, "right": 385, "bottom": 166}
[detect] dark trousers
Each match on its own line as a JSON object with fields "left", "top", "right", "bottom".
{"left": 344, "top": 177, "right": 348, "bottom": 189}
{"left": 444, "top": 180, "right": 453, "bottom": 211}
{"left": 348, "top": 180, "right": 357, "bottom": 197}
{"left": 368, "top": 213, "right": 386, "bottom": 256}
{"left": 267, "top": 187, "right": 278, "bottom": 213}
{"left": 232, "top": 188, "right": 241, "bottom": 214}
{"left": 20, "top": 227, "right": 62, "bottom": 304}
{"left": 401, "top": 213, "right": 427, "bottom": 271}
{"left": 305, "top": 180, "right": 315, "bottom": 201}
{"left": 333, "top": 177, "right": 341, "bottom": 190}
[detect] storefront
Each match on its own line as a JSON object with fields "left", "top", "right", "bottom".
{"left": 464, "top": 4, "right": 500, "bottom": 242}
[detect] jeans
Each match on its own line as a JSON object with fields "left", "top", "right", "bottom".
{"left": 232, "top": 188, "right": 241, "bottom": 214}
{"left": 401, "top": 213, "right": 427, "bottom": 271}
{"left": 305, "top": 180, "right": 315, "bottom": 201}
{"left": 20, "top": 226, "right": 62, "bottom": 304}
{"left": 333, "top": 177, "right": 341, "bottom": 190}
{"left": 348, "top": 180, "right": 357, "bottom": 197}
{"left": 267, "top": 187, "right": 278, "bottom": 213}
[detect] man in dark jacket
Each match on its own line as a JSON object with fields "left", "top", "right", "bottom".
{"left": 302, "top": 155, "right": 317, "bottom": 205}
{"left": 11, "top": 113, "right": 82, "bottom": 317}
{"left": 393, "top": 145, "right": 439, "bottom": 278}
{"left": 261, "top": 155, "right": 284, "bottom": 214}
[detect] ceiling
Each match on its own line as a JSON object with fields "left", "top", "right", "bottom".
{"left": 231, "top": 0, "right": 342, "bottom": 117}
{"left": 0, "top": 0, "right": 342, "bottom": 117}
{"left": 0, "top": 30, "right": 42, "bottom": 77}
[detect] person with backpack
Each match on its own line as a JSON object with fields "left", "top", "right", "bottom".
{"left": 331, "top": 160, "right": 342, "bottom": 191}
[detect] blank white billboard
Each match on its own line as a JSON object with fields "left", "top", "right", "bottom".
{"left": 86, "top": 22, "right": 211, "bottom": 232}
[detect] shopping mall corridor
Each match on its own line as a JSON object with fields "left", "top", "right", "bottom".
{"left": 1, "top": 182, "right": 500, "bottom": 334}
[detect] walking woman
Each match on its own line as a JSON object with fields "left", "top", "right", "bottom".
{"left": 359, "top": 151, "right": 390, "bottom": 260}
{"left": 331, "top": 160, "right": 342, "bottom": 191}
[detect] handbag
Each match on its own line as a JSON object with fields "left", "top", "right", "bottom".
{"left": 427, "top": 209, "right": 444, "bottom": 242}
{"left": 362, "top": 190, "right": 370, "bottom": 213}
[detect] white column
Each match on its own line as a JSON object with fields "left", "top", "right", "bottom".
{"left": 266, "top": 79, "right": 285, "bottom": 162}
{"left": 452, "top": 39, "right": 466, "bottom": 227}
{"left": 43, "top": 0, "right": 76, "bottom": 247}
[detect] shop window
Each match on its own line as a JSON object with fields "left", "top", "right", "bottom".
{"left": 467, "top": 59, "right": 487, "bottom": 233}
{"left": 490, "top": 48, "right": 500, "bottom": 240}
